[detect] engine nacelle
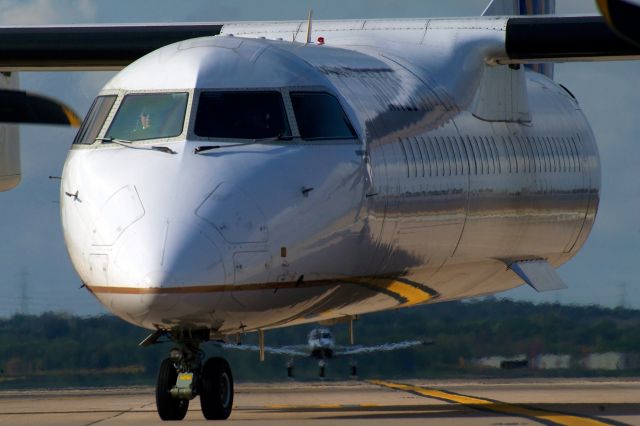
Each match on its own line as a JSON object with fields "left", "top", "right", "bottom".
{"left": 0, "top": 72, "right": 21, "bottom": 192}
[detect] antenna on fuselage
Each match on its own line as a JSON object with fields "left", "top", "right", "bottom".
{"left": 305, "top": 9, "right": 313, "bottom": 44}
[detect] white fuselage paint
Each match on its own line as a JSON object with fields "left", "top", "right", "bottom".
{"left": 60, "top": 18, "right": 599, "bottom": 335}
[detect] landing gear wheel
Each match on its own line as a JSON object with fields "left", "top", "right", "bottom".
{"left": 156, "top": 358, "right": 189, "bottom": 421}
{"left": 318, "top": 360, "right": 326, "bottom": 378}
{"left": 200, "top": 357, "right": 234, "bottom": 420}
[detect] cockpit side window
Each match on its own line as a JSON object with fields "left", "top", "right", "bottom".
{"left": 290, "top": 92, "right": 356, "bottom": 141}
{"left": 194, "top": 91, "right": 291, "bottom": 139}
{"left": 105, "top": 92, "right": 188, "bottom": 142}
{"left": 72, "top": 95, "right": 116, "bottom": 145}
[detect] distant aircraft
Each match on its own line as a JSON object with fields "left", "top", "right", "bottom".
{"left": 214, "top": 326, "right": 432, "bottom": 378}
{"left": 1, "top": 0, "right": 639, "bottom": 421}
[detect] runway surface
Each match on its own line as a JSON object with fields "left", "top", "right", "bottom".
{"left": 0, "top": 378, "right": 638, "bottom": 425}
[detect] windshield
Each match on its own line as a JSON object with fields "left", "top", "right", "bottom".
{"left": 290, "top": 92, "right": 356, "bottom": 141}
{"left": 194, "top": 91, "right": 291, "bottom": 139}
{"left": 73, "top": 95, "right": 116, "bottom": 145}
{"left": 105, "top": 93, "right": 188, "bottom": 142}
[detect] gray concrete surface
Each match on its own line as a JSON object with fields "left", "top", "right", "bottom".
{"left": 0, "top": 379, "right": 637, "bottom": 425}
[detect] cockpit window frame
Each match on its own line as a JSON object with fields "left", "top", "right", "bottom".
{"left": 187, "top": 87, "right": 360, "bottom": 146}
{"left": 71, "top": 89, "right": 194, "bottom": 150}
{"left": 192, "top": 89, "right": 292, "bottom": 141}
{"left": 288, "top": 90, "right": 358, "bottom": 142}
{"left": 187, "top": 87, "right": 297, "bottom": 143}
{"left": 103, "top": 90, "right": 191, "bottom": 143}
{"left": 72, "top": 95, "right": 117, "bottom": 146}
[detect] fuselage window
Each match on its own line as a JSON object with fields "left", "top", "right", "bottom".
{"left": 479, "top": 137, "right": 490, "bottom": 174}
{"left": 504, "top": 136, "right": 517, "bottom": 174}
{"left": 554, "top": 137, "right": 567, "bottom": 172}
{"left": 485, "top": 136, "right": 502, "bottom": 174}
{"left": 431, "top": 137, "right": 444, "bottom": 176}
{"left": 527, "top": 136, "right": 540, "bottom": 174}
{"left": 547, "top": 137, "right": 557, "bottom": 172}
{"left": 500, "top": 136, "right": 516, "bottom": 173}
{"left": 412, "top": 137, "right": 426, "bottom": 178}
{"left": 290, "top": 92, "right": 357, "bottom": 141}
{"left": 465, "top": 136, "right": 478, "bottom": 176}
{"left": 441, "top": 137, "right": 454, "bottom": 176}
{"left": 106, "top": 92, "right": 188, "bottom": 142}
{"left": 513, "top": 136, "right": 528, "bottom": 174}
{"left": 398, "top": 138, "right": 411, "bottom": 178}
{"left": 455, "top": 137, "right": 469, "bottom": 176}
{"left": 73, "top": 95, "right": 116, "bottom": 145}
{"left": 405, "top": 138, "right": 418, "bottom": 178}
{"left": 194, "top": 91, "right": 290, "bottom": 140}
{"left": 419, "top": 137, "right": 433, "bottom": 177}
{"left": 570, "top": 136, "right": 582, "bottom": 172}
{"left": 472, "top": 136, "right": 485, "bottom": 175}
{"left": 518, "top": 136, "right": 531, "bottom": 174}
{"left": 564, "top": 137, "right": 578, "bottom": 172}
{"left": 448, "top": 136, "right": 462, "bottom": 176}
{"left": 540, "top": 137, "right": 549, "bottom": 173}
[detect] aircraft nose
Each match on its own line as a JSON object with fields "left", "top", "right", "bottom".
{"left": 109, "top": 218, "right": 227, "bottom": 288}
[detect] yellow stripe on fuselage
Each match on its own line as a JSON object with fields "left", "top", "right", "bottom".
{"left": 87, "top": 276, "right": 435, "bottom": 308}
{"left": 370, "top": 380, "right": 613, "bottom": 426}
{"left": 349, "top": 278, "right": 433, "bottom": 306}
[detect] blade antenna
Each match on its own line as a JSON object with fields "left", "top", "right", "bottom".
{"left": 306, "top": 9, "right": 313, "bottom": 44}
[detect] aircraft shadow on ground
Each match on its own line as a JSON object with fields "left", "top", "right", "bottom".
{"left": 252, "top": 402, "right": 639, "bottom": 420}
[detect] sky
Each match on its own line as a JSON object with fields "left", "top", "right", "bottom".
{"left": 0, "top": 0, "right": 638, "bottom": 316}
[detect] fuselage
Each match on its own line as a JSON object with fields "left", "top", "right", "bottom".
{"left": 308, "top": 328, "right": 335, "bottom": 359}
{"left": 60, "top": 18, "right": 599, "bottom": 336}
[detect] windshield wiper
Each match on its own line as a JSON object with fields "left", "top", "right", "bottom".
{"left": 96, "top": 137, "right": 177, "bottom": 155}
{"left": 194, "top": 134, "right": 293, "bottom": 155}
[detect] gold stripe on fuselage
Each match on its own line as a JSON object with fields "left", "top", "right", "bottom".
{"left": 344, "top": 277, "right": 435, "bottom": 306}
{"left": 87, "top": 276, "right": 437, "bottom": 307}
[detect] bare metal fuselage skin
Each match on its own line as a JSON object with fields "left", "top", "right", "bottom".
{"left": 61, "top": 19, "right": 599, "bottom": 335}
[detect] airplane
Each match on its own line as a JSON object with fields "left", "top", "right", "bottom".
{"left": 212, "top": 325, "right": 432, "bottom": 378}
{"left": 0, "top": 0, "right": 639, "bottom": 421}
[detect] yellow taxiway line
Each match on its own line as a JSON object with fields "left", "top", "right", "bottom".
{"left": 370, "top": 380, "right": 614, "bottom": 426}
{"left": 264, "top": 403, "right": 378, "bottom": 409}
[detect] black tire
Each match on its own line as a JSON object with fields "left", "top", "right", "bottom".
{"left": 200, "top": 357, "right": 234, "bottom": 420}
{"left": 156, "top": 358, "right": 189, "bottom": 421}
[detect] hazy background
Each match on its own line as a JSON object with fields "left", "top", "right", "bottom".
{"left": 0, "top": 0, "right": 637, "bottom": 316}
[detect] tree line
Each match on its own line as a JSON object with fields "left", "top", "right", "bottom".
{"left": 0, "top": 298, "right": 638, "bottom": 387}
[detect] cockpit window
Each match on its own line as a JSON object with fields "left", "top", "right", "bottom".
{"left": 290, "top": 92, "right": 356, "bottom": 141}
{"left": 194, "top": 91, "right": 291, "bottom": 139}
{"left": 105, "top": 93, "right": 188, "bottom": 142}
{"left": 73, "top": 95, "right": 116, "bottom": 145}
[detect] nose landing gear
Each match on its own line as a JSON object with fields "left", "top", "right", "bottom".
{"left": 200, "top": 357, "right": 234, "bottom": 420}
{"left": 154, "top": 336, "right": 234, "bottom": 421}
{"left": 156, "top": 358, "right": 190, "bottom": 420}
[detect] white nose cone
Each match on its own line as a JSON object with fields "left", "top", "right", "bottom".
{"left": 110, "top": 218, "right": 227, "bottom": 288}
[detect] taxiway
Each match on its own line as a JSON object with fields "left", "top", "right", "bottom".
{"left": 0, "top": 379, "right": 637, "bottom": 425}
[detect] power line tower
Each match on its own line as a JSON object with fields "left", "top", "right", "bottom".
{"left": 19, "top": 268, "right": 29, "bottom": 315}
{"left": 617, "top": 282, "right": 628, "bottom": 309}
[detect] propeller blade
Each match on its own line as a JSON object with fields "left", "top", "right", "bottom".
{"left": 597, "top": 0, "right": 640, "bottom": 46}
{"left": 0, "top": 89, "right": 81, "bottom": 127}
{"left": 335, "top": 339, "right": 431, "bottom": 356}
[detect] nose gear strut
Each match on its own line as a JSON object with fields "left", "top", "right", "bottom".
{"left": 154, "top": 329, "right": 234, "bottom": 421}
